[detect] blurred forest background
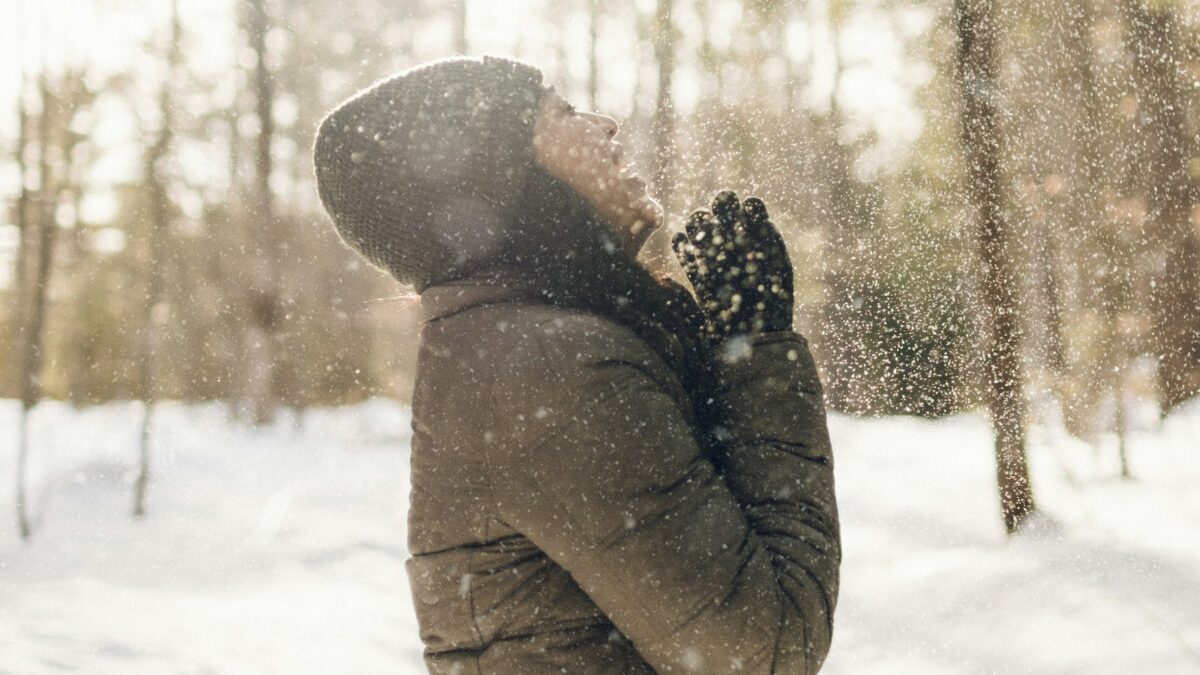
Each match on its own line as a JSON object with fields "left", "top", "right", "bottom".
{"left": 3, "top": 0, "right": 1198, "bottom": 524}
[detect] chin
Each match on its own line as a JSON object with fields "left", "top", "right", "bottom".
{"left": 627, "top": 196, "right": 662, "bottom": 254}
{"left": 645, "top": 194, "right": 663, "bottom": 223}
{"left": 624, "top": 194, "right": 662, "bottom": 243}
{"left": 633, "top": 192, "right": 662, "bottom": 229}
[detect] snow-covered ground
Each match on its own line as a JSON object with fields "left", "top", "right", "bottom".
{"left": 2, "top": 397, "right": 1198, "bottom": 674}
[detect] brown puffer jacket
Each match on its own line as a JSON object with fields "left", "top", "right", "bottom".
{"left": 406, "top": 266, "right": 841, "bottom": 674}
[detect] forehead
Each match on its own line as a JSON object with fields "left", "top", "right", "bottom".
{"left": 534, "top": 88, "right": 572, "bottom": 130}
{"left": 541, "top": 86, "right": 567, "bottom": 107}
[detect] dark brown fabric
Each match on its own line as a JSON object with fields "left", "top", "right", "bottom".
{"left": 487, "top": 166, "right": 724, "bottom": 433}
{"left": 406, "top": 266, "right": 841, "bottom": 674}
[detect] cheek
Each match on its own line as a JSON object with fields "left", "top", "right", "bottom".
{"left": 568, "top": 146, "right": 610, "bottom": 186}
{"left": 536, "top": 121, "right": 614, "bottom": 198}
{"left": 542, "top": 130, "right": 586, "bottom": 175}
{"left": 561, "top": 123, "right": 607, "bottom": 162}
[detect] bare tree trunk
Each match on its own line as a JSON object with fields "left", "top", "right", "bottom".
{"left": 629, "top": 7, "right": 648, "bottom": 121}
{"left": 694, "top": 0, "right": 720, "bottom": 192}
{"left": 1118, "top": 0, "right": 1200, "bottom": 413}
{"left": 781, "top": 2, "right": 797, "bottom": 109}
{"left": 453, "top": 0, "right": 468, "bottom": 55}
{"left": 650, "top": 0, "right": 675, "bottom": 270}
{"left": 12, "top": 58, "right": 33, "bottom": 541}
{"left": 1063, "top": 0, "right": 1132, "bottom": 468}
{"left": 826, "top": 9, "right": 849, "bottom": 254}
{"left": 953, "top": 0, "right": 1036, "bottom": 534}
{"left": 1036, "top": 210, "right": 1066, "bottom": 374}
{"left": 818, "top": 4, "right": 867, "bottom": 412}
{"left": 18, "top": 76, "right": 52, "bottom": 541}
{"left": 243, "top": 0, "right": 280, "bottom": 425}
{"left": 134, "top": 0, "right": 181, "bottom": 517}
{"left": 554, "top": 21, "right": 569, "bottom": 89}
{"left": 15, "top": 71, "right": 70, "bottom": 540}
{"left": 15, "top": 409, "right": 31, "bottom": 539}
{"left": 588, "top": 0, "right": 599, "bottom": 110}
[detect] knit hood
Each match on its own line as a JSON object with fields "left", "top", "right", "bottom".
{"left": 313, "top": 56, "right": 547, "bottom": 292}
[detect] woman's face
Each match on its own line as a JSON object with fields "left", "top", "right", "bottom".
{"left": 532, "top": 87, "right": 662, "bottom": 256}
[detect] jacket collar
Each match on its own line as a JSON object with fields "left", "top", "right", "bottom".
{"left": 419, "top": 265, "right": 543, "bottom": 324}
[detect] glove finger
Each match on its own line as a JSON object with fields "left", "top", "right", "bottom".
{"left": 711, "top": 190, "right": 741, "bottom": 225}
{"left": 695, "top": 213, "right": 722, "bottom": 265}
{"left": 710, "top": 193, "right": 741, "bottom": 254}
{"left": 742, "top": 197, "right": 772, "bottom": 241}
{"left": 671, "top": 231, "right": 693, "bottom": 266}
{"left": 743, "top": 196, "right": 769, "bottom": 221}
{"left": 673, "top": 231, "right": 706, "bottom": 293}
{"left": 767, "top": 224, "right": 792, "bottom": 269}
{"left": 750, "top": 207, "right": 784, "bottom": 257}
{"left": 685, "top": 210, "right": 711, "bottom": 246}
{"left": 761, "top": 227, "right": 793, "bottom": 297}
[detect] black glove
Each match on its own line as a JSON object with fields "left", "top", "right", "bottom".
{"left": 671, "top": 191, "right": 794, "bottom": 346}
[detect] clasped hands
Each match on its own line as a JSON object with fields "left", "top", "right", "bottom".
{"left": 671, "top": 191, "right": 795, "bottom": 348}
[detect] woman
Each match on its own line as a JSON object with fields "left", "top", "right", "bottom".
{"left": 313, "top": 56, "right": 840, "bottom": 674}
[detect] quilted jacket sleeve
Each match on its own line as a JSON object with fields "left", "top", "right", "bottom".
{"left": 488, "top": 314, "right": 840, "bottom": 674}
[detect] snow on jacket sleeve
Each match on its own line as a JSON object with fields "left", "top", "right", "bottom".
{"left": 487, "top": 313, "right": 840, "bottom": 674}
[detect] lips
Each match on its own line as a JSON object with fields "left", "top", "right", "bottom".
{"left": 609, "top": 142, "right": 643, "bottom": 183}
{"left": 616, "top": 153, "right": 638, "bottom": 177}
{"left": 611, "top": 141, "right": 625, "bottom": 165}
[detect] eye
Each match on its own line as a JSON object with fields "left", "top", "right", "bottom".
{"left": 562, "top": 102, "right": 576, "bottom": 115}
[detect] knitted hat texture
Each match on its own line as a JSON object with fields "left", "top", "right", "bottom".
{"left": 313, "top": 56, "right": 547, "bottom": 292}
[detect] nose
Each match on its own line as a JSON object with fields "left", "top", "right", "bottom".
{"left": 600, "top": 115, "right": 618, "bottom": 139}
{"left": 586, "top": 112, "right": 619, "bottom": 139}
